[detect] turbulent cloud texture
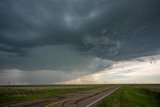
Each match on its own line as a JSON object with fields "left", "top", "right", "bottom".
{"left": 0, "top": 0, "right": 160, "bottom": 84}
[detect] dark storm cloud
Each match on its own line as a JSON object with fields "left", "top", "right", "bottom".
{"left": 0, "top": 0, "right": 160, "bottom": 71}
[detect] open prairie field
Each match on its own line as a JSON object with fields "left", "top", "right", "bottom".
{"left": 98, "top": 84, "right": 160, "bottom": 107}
{"left": 1, "top": 84, "right": 160, "bottom": 107}
{"left": 0, "top": 84, "right": 109, "bottom": 106}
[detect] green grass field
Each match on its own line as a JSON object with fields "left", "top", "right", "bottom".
{"left": 98, "top": 84, "right": 160, "bottom": 107}
{"left": 0, "top": 84, "right": 108, "bottom": 106}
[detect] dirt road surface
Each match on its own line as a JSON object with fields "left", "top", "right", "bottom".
{"left": 7, "top": 85, "right": 120, "bottom": 107}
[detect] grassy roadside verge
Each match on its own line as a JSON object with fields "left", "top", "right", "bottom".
{"left": 97, "top": 85, "right": 160, "bottom": 107}
{"left": 0, "top": 84, "right": 109, "bottom": 106}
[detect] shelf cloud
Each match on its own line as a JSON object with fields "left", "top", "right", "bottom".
{"left": 0, "top": 0, "right": 160, "bottom": 84}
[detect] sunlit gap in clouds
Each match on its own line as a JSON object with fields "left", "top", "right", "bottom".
{"left": 63, "top": 55, "right": 160, "bottom": 84}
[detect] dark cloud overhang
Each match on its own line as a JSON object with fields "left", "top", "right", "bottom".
{"left": 0, "top": 0, "right": 160, "bottom": 71}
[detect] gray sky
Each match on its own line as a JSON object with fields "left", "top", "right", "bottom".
{"left": 0, "top": 0, "right": 160, "bottom": 84}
